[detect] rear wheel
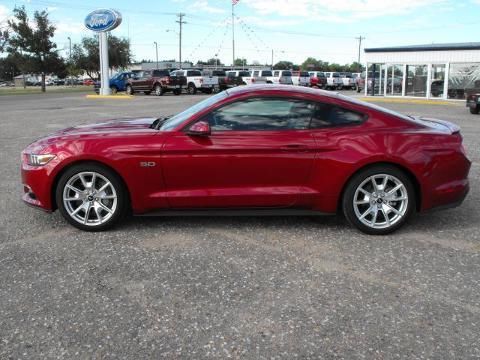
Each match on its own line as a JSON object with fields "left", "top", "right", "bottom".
{"left": 469, "top": 106, "right": 479, "bottom": 114}
{"left": 55, "top": 163, "right": 129, "bottom": 231}
{"left": 342, "top": 165, "right": 415, "bottom": 235}
{"left": 110, "top": 86, "right": 118, "bottom": 94}
{"left": 187, "top": 83, "right": 197, "bottom": 95}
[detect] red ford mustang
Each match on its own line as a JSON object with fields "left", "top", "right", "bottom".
{"left": 21, "top": 85, "right": 470, "bottom": 234}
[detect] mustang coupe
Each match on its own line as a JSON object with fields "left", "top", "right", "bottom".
{"left": 21, "top": 85, "right": 470, "bottom": 235}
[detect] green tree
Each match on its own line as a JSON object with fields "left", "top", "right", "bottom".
{"left": 0, "top": 28, "right": 9, "bottom": 53}
{"left": 72, "top": 35, "right": 132, "bottom": 80}
{"left": 7, "top": 6, "right": 64, "bottom": 92}
{"left": 0, "top": 54, "right": 20, "bottom": 81}
{"left": 234, "top": 58, "right": 247, "bottom": 67}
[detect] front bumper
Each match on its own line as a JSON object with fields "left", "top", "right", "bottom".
{"left": 21, "top": 162, "right": 55, "bottom": 211}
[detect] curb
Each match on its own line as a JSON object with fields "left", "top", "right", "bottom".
{"left": 357, "top": 97, "right": 461, "bottom": 106}
{"left": 85, "top": 94, "right": 133, "bottom": 99}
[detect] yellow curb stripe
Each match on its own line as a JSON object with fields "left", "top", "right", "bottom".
{"left": 357, "top": 97, "right": 461, "bottom": 106}
{"left": 85, "top": 94, "right": 133, "bottom": 99}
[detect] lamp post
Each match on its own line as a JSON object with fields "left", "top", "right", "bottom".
{"left": 154, "top": 41, "right": 159, "bottom": 69}
{"left": 67, "top": 37, "right": 73, "bottom": 87}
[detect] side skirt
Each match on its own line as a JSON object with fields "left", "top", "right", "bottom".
{"left": 136, "top": 208, "right": 334, "bottom": 217}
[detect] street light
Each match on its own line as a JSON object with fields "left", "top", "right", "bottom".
{"left": 67, "top": 37, "right": 73, "bottom": 87}
{"left": 271, "top": 49, "right": 285, "bottom": 69}
{"left": 153, "top": 41, "right": 159, "bottom": 69}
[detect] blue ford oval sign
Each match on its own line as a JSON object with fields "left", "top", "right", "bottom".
{"left": 85, "top": 9, "right": 122, "bottom": 32}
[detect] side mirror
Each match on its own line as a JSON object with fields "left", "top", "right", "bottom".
{"left": 187, "top": 121, "right": 211, "bottom": 136}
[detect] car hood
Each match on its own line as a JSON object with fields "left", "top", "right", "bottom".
{"left": 55, "top": 117, "right": 157, "bottom": 136}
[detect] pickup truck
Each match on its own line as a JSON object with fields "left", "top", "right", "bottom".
{"left": 126, "top": 69, "right": 186, "bottom": 96}
{"left": 225, "top": 70, "right": 251, "bottom": 87}
{"left": 465, "top": 80, "right": 480, "bottom": 114}
{"left": 203, "top": 70, "right": 229, "bottom": 91}
{"left": 291, "top": 71, "right": 310, "bottom": 86}
{"left": 339, "top": 72, "right": 356, "bottom": 90}
{"left": 324, "top": 72, "right": 343, "bottom": 90}
{"left": 250, "top": 69, "right": 273, "bottom": 84}
{"left": 94, "top": 71, "right": 134, "bottom": 94}
{"left": 271, "top": 70, "right": 293, "bottom": 85}
{"left": 171, "top": 69, "right": 217, "bottom": 94}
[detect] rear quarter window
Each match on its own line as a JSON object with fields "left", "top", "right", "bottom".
{"left": 310, "top": 104, "right": 366, "bottom": 128}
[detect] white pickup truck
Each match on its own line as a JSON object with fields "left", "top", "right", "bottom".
{"left": 172, "top": 69, "right": 218, "bottom": 94}
{"left": 226, "top": 70, "right": 267, "bottom": 86}
{"left": 250, "top": 69, "right": 273, "bottom": 84}
{"left": 339, "top": 72, "right": 356, "bottom": 90}
{"left": 324, "top": 72, "right": 343, "bottom": 90}
{"left": 271, "top": 70, "right": 293, "bottom": 85}
{"left": 291, "top": 71, "right": 310, "bottom": 86}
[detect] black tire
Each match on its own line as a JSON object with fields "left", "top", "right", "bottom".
{"left": 469, "top": 106, "right": 479, "bottom": 114}
{"left": 187, "top": 83, "right": 197, "bottom": 95}
{"left": 126, "top": 85, "right": 134, "bottom": 95}
{"left": 110, "top": 86, "right": 118, "bottom": 94}
{"left": 154, "top": 84, "right": 164, "bottom": 96}
{"left": 342, "top": 165, "right": 416, "bottom": 235}
{"left": 55, "top": 163, "right": 129, "bottom": 231}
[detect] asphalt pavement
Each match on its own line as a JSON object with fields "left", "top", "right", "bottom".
{"left": 0, "top": 90, "right": 479, "bottom": 359}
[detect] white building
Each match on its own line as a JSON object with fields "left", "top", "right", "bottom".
{"left": 364, "top": 42, "right": 480, "bottom": 100}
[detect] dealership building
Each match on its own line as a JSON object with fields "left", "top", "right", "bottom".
{"left": 363, "top": 42, "right": 480, "bottom": 100}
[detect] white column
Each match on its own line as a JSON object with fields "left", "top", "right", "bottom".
{"left": 426, "top": 63, "right": 432, "bottom": 99}
{"left": 99, "top": 31, "right": 111, "bottom": 96}
{"left": 364, "top": 62, "right": 368, "bottom": 96}
{"left": 443, "top": 63, "right": 450, "bottom": 100}
{"left": 402, "top": 64, "right": 407, "bottom": 97}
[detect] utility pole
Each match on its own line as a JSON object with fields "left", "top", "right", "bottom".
{"left": 355, "top": 36, "right": 365, "bottom": 72}
{"left": 271, "top": 49, "right": 273, "bottom": 68}
{"left": 232, "top": 3, "right": 235, "bottom": 68}
{"left": 176, "top": 13, "right": 186, "bottom": 68}
{"left": 154, "top": 41, "right": 159, "bottom": 69}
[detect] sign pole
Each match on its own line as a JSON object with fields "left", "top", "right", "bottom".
{"left": 99, "top": 31, "right": 110, "bottom": 95}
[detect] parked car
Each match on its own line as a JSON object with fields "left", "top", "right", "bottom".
{"left": 271, "top": 70, "right": 293, "bottom": 85}
{"left": 291, "top": 71, "right": 310, "bottom": 86}
{"left": 94, "top": 72, "right": 134, "bottom": 94}
{"left": 83, "top": 79, "right": 95, "bottom": 86}
{"left": 465, "top": 80, "right": 480, "bottom": 114}
{"left": 339, "top": 73, "right": 356, "bottom": 90}
{"left": 21, "top": 85, "right": 470, "bottom": 235}
{"left": 308, "top": 72, "right": 327, "bottom": 89}
{"left": 126, "top": 69, "right": 186, "bottom": 96}
{"left": 324, "top": 72, "right": 342, "bottom": 90}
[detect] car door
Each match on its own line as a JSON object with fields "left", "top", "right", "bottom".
{"left": 161, "top": 97, "right": 317, "bottom": 209}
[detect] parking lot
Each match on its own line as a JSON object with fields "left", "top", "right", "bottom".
{"left": 0, "top": 90, "right": 479, "bottom": 358}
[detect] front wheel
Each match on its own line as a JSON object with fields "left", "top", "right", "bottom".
{"left": 342, "top": 165, "right": 415, "bottom": 235}
{"left": 469, "top": 106, "right": 479, "bottom": 114}
{"left": 55, "top": 163, "right": 129, "bottom": 231}
{"left": 126, "top": 85, "right": 134, "bottom": 95}
{"left": 110, "top": 86, "right": 118, "bottom": 94}
{"left": 154, "top": 84, "right": 164, "bottom": 96}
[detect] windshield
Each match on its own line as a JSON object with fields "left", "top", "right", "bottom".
{"left": 282, "top": 71, "right": 292, "bottom": 76}
{"left": 160, "top": 91, "right": 229, "bottom": 131}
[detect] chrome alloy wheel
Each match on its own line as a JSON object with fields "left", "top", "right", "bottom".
{"left": 62, "top": 171, "right": 118, "bottom": 226}
{"left": 353, "top": 174, "right": 408, "bottom": 230}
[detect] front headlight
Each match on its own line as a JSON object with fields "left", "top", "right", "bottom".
{"left": 25, "top": 154, "right": 56, "bottom": 166}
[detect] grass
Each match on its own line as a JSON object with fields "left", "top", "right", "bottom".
{"left": 0, "top": 85, "right": 93, "bottom": 96}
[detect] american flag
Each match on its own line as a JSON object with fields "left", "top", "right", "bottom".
{"left": 232, "top": 0, "right": 240, "bottom": 5}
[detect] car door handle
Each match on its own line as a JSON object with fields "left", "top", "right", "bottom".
{"left": 280, "top": 144, "right": 308, "bottom": 152}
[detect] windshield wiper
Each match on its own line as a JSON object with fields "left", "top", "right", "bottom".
{"left": 150, "top": 115, "right": 172, "bottom": 130}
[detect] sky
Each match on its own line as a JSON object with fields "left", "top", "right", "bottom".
{"left": 1, "top": 0, "right": 480, "bottom": 66}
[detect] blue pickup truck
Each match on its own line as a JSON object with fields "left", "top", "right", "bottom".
{"left": 94, "top": 71, "right": 135, "bottom": 94}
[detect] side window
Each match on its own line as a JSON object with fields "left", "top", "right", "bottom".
{"left": 310, "top": 103, "right": 366, "bottom": 128}
{"left": 206, "top": 98, "right": 314, "bottom": 131}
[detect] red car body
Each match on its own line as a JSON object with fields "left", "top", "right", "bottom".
{"left": 21, "top": 85, "right": 470, "bottom": 231}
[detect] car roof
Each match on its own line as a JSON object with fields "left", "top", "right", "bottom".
{"left": 225, "top": 84, "right": 340, "bottom": 100}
